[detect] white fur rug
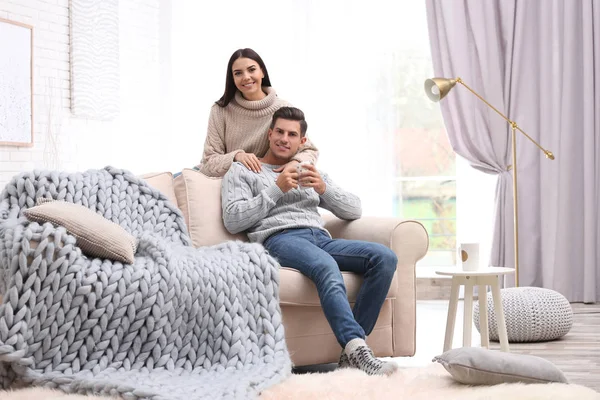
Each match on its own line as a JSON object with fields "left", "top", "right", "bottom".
{"left": 261, "top": 363, "right": 600, "bottom": 400}
{"left": 0, "top": 364, "right": 598, "bottom": 400}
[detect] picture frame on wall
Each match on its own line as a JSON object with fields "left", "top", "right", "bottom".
{"left": 0, "top": 17, "right": 33, "bottom": 147}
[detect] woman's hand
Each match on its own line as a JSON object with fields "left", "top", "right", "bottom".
{"left": 273, "top": 160, "right": 299, "bottom": 173}
{"left": 235, "top": 152, "right": 261, "bottom": 173}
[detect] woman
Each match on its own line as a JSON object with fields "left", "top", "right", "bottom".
{"left": 199, "top": 48, "right": 318, "bottom": 177}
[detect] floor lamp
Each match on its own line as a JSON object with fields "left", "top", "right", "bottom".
{"left": 424, "top": 77, "right": 555, "bottom": 287}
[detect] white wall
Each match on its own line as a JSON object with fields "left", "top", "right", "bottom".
{"left": 0, "top": 0, "right": 166, "bottom": 191}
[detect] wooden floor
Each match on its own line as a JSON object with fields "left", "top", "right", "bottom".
{"left": 391, "top": 301, "right": 600, "bottom": 391}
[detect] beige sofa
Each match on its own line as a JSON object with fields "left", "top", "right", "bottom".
{"left": 142, "top": 168, "right": 429, "bottom": 366}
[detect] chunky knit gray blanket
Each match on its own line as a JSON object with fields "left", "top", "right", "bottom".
{"left": 0, "top": 167, "right": 291, "bottom": 399}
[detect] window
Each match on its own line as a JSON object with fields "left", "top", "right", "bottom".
{"left": 389, "top": 5, "right": 457, "bottom": 267}
{"left": 392, "top": 85, "right": 457, "bottom": 268}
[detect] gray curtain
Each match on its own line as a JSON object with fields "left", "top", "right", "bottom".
{"left": 426, "top": 0, "right": 599, "bottom": 302}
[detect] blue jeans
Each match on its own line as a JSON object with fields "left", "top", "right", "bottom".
{"left": 263, "top": 228, "right": 397, "bottom": 348}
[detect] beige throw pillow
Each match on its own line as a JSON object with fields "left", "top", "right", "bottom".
{"left": 433, "top": 347, "right": 569, "bottom": 385}
{"left": 23, "top": 199, "right": 137, "bottom": 264}
{"left": 173, "top": 169, "right": 246, "bottom": 247}
{"left": 140, "top": 171, "right": 178, "bottom": 205}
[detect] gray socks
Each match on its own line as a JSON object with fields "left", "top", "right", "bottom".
{"left": 338, "top": 351, "right": 351, "bottom": 369}
{"left": 343, "top": 338, "right": 398, "bottom": 376}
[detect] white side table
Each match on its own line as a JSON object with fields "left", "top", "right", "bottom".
{"left": 435, "top": 267, "right": 515, "bottom": 352}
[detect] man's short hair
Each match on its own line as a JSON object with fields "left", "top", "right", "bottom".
{"left": 270, "top": 107, "right": 308, "bottom": 137}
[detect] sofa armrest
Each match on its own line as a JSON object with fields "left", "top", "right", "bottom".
{"left": 323, "top": 215, "right": 429, "bottom": 264}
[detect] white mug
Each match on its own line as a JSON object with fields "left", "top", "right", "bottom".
{"left": 296, "top": 161, "right": 312, "bottom": 188}
{"left": 458, "top": 243, "right": 479, "bottom": 271}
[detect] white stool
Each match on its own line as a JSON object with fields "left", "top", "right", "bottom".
{"left": 435, "top": 267, "right": 515, "bottom": 352}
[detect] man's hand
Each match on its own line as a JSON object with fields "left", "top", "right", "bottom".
{"left": 235, "top": 152, "right": 261, "bottom": 173}
{"left": 276, "top": 165, "right": 299, "bottom": 193}
{"left": 273, "top": 159, "right": 299, "bottom": 173}
{"left": 298, "top": 164, "right": 326, "bottom": 195}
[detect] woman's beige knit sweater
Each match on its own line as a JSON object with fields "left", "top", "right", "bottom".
{"left": 199, "top": 87, "right": 318, "bottom": 177}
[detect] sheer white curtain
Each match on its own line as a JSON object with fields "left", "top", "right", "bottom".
{"left": 168, "top": 0, "right": 439, "bottom": 217}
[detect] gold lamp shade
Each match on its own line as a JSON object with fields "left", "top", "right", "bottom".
{"left": 424, "top": 78, "right": 457, "bottom": 102}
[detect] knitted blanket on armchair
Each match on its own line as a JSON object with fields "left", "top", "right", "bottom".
{"left": 0, "top": 166, "right": 291, "bottom": 399}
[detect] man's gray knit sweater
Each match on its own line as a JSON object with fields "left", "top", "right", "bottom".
{"left": 222, "top": 162, "right": 362, "bottom": 243}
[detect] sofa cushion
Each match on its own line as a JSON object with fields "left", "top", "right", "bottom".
{"left": 141, "top": 172, "right": 178, "bottom": 205}
{"left": 279, "top": 267, "right": 398, "bottom": 305}
{"left": 23, "top": 199, "right": 137, "bottom": 264}
{"left": 174, "top": 168, "right": 247, "bottom": 247}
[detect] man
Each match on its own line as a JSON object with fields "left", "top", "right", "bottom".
{"left": 221, "top": 107, "right": 398, "bottom": 376}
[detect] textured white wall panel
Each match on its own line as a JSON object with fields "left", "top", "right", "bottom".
{"left": 70, "top": 0, "right": 119, "bottom": 120}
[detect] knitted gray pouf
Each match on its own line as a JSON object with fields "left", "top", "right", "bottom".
{"left": 473, "top": 287, "right": 573, "bottom": 342}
